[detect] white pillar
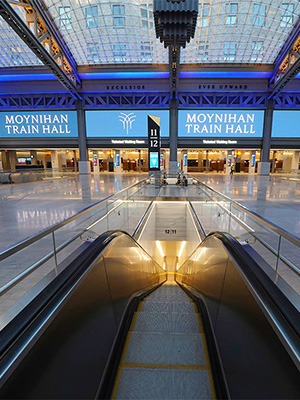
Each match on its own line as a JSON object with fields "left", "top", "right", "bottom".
{"left": 79, "top": 161, "right": 91, "bottom": 175}
{"left": 257, "top": 162, "right": 270, "bottom": 175}
{"left": 51, "top": 150, "right": 59, "bottom": 176}
{"left": 291, "top": 151, "right": 300, "bottom": 171}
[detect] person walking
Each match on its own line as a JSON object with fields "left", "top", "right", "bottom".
{"left": 230, "top": 163, "right": 234, "bottom": 176}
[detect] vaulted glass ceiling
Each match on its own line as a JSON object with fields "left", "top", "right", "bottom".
{"left": 0, "top": 0, "right": 300, "bottom": 68}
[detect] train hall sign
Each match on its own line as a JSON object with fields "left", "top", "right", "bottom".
{"left": 179, "top": 110, "right": 264, "bottom": 138}
{"left": 0, "top": 111, "right": 78, "bottom": 137}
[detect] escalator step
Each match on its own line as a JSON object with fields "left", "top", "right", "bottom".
{"left": 125, "top": 332, "right": 207, "bottom": 365}
{"left": 112, "top": 283, "right": 215, "bottom": 400}
{"left": 133, "top": 311, "right": 202, "bottom": 334}
{"left": 114, "top": 367, "right": 213, "bottom": 400}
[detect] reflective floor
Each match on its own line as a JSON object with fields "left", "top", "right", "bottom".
{"left": 0, "top": 172, "right": 147, "bottom": 251}
{"left": 194, "top": 173, "right": 300, "bottom": 237}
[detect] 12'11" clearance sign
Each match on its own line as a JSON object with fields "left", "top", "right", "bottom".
{"left": 0, "top": 111, "right": 78, "bottom": 137}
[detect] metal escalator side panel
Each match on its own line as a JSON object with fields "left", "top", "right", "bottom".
{"left": 0, "top": 231, "right": 166, "bottom": 399}
{"left": 176, "top": 233, "right": 300, "bottom": 399}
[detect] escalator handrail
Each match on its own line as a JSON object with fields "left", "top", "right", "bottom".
{"left": 0, "top": 230, "right": 163, "bottom": 359}
{"left": 0, "top": 176, "right": 150, "bottom": 262}
{"left": 191, "top": 176, "right": 300, "bottom": 247}
{"left": 178, "top": 231, "right": 300, "bottom": 364}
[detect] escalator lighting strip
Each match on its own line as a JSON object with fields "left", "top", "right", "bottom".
{"left": 178, "top": 241, "right": 186, "bottom": 258}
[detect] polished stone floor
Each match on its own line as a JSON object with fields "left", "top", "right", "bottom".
{"left": 0, "top": 171, "right": 299, "bottom": 324}
{"left": 193, "top": 173, "right": 300, "bottom": 238}
{"left": 0, "top": 172, "right": 147, "bottom": 251}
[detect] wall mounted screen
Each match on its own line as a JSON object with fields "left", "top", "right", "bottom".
{"left": 179, "top": 110, "right": 264, "bottom": 138}
{"left": 272, "top": 111, "right": 300, "bottom": 138}
{"left": 86, "top": 110, "right": 169, "bottom": 137}
{"left": 0, "top": 111, "right": 78, "bottom": 138}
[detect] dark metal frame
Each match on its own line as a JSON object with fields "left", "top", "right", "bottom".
{"left": 0, "top": 0, "right": 81, "bottom": 97}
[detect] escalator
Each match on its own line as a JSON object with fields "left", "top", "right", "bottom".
{"left": 0, "top": 228, "right": 299, "bottom": 399}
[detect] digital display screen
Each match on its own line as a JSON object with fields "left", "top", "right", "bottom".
{"left": 227, "top": 155, "right": 232, "bottom": 166}
{"left": 17, "top": 158, "right": 26, "bottom": 164}
{"left": 0, "top": 111, "right": 78, "bottom": 138}
{"left": 116, "top": 153, "right": 120, "bottom": 166}
{"left": 183, "top": 153, "right": 187, "bottom": 166}
{"left": 149, "top": 152, "right": 159, "bottom": 169}
{"left": 251, "top": 154, "right": 256, "bottom": 167}
{"left": 86, "top": 110, "right": 169, "bottom": 137}
{"left": 272, "top": 111, "right": 300, "bottom": 137}
{"left": 178, "top": 110, "right": 264, "bottom": 137}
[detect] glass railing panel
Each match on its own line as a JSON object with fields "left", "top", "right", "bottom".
{"left": 0, "top": 235, "right": 56, "bottom": 315}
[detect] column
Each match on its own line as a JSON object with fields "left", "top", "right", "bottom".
{"left": 115, "top": 150, "right": 121, "bottom": 174}
{"left": 77, "top": 99, "right": 91, "bottom": 175}
{"left": 291, "top": 151, "right": 300, "bottom": 171}
{"left": 271, "top": 150, "right": 277, "bottom": 174}
{"left": 249, "top": 150, "right": 256, "bottom": 174}
{"left": 0, "top": 151, "right": 3, "bottom": 171}
{"left": 8, "top": 150, "right": 17, "bottom": 171}
{"left": 30, "top": 150, "right": 37, "bottom": 165}
{"left": 138, "top": 150, "right": 141, "bottom": 174}
{"left": 93, "top": 151, "right": 99, "bottom": 173}
{"left": 169, "top": 97, "right": 179, "bottom": 174}
{"left": 225, "top": 151, "right": 231, "bottom": 174}
{"left": 51, "top": 150, "right": 59, "bottom": 176}
{"left": 59, "top": 152, "right": 67, "bottom": 170}
{"left": 258, "top": 99, "right": 274, "bottom": 175}
{"left": 182, "top": 150, "right": 187, "bottom": 174}
{"left": 205, "top": 150, "right": 209, "bottom": 174}
{"left": 73, "top": 150, "right": 78, "bottom": 172}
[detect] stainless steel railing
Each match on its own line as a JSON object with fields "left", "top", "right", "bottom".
{"left": 0, "top": 177, "right": 151, "bottom": 297}
{"left": 191, "top": 176, "right": 300, "bottom": 277}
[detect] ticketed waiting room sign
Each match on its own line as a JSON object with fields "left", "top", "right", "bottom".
{"left": 0, "top": 111, "right": 78, "bottom": 137}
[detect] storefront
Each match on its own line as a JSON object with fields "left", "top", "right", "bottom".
{"left": 85, "top": 109, "right": 169, "bottom": 173}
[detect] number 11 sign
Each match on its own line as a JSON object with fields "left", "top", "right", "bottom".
{"left": 148, "top": 115, "right": 161, "bottom": 171}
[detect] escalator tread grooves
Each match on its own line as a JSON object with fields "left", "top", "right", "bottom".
{"left": 0, "top": 230, "right": 126, "bottom": 356}
{"left": 96, "top": 283, "right": 165, "bottom": 400}
{"left": 177, "top": 282, "right": 230, "bottom": 400}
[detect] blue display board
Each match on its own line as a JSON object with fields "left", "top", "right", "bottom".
{"left": 178, "top": 110, "right": 264, "bottom": 137}
{"left": 86, "top": 110, "right": 169, "bottom": 137}
{"left": 149, "top": 152, "right": 159, "bottom": 168}
{"left": 272, "top": 111, "right": 300, "bottom": 137}
{"left": 0, "top": 111, "right": 78, "bottom": 138}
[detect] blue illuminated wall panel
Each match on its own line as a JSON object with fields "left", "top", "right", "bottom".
{"left": 272, "top": 111, "right": 300, "bottom": 138}
{"left": 86, "top": 110, "right": 169, "bottom": 137}
{"left": 0, "top": 111, "right": 78, "bottom": 138}
{"left": 178, "top": 110, "right": 264, "bottom": 138}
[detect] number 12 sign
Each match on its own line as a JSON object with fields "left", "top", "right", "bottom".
{"left": 148, "top": 115, "right": 161, "bottom": 171}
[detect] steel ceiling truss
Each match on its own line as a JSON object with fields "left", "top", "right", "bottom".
{"left": 0, "top": 93, "right": 76, "bottom": 110}
{"left": 82, "top": 93, "right": 170, "bottom": 108}
{"left": 0, "top": 0, "right": 81, "bottom": 97}
{"left": 178, "top": 92, "right": 268, "bottom": 108}
{"left": 0, "top": 91, "right": 300, "bottom": 110}
{"left": 269, "top": 17, "right": 300, "bottom": 98}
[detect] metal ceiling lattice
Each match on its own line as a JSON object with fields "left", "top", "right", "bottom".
{"left": 0, "top": 0, "right": 299, "bottom": 68}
